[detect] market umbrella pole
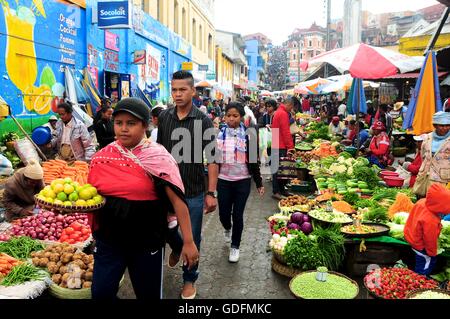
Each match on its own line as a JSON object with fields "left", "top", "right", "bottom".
{"left": 356, "top": 79, "right": 361, "bottom": 151}
{"left": 7, "top": 105, "right": 47, "bottom": 162}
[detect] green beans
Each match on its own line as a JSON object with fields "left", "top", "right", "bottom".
{"left": 1, "top": 263, "right": 46, "bottom": 286}
{"left": 291, "top": 272, "right": 358, "bottom": 299}
{"left": 0, "top": 236, "right": 45, "bottom": 259}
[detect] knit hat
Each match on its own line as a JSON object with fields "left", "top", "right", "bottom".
{"left": 23, "top": 160, "right": 44, "bottom": 180}
{"left": 371, "top": 121, "right": 386, "bottom": 131}
{"left": 432, "top": 111, "right": 450, "bottom": 125}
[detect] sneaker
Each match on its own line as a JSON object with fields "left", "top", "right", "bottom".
{"left": 181, "top": 283, "right": 197, "bottom": 299}
{"left": 229, "top": 248, "right": 240, "bottom": 263}
{"left": 224, "top": 229, "right": 231, "bottom": 243}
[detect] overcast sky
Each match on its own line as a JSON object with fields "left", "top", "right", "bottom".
{"left": 215, "top": 0, "right": 441, "bottom": 45}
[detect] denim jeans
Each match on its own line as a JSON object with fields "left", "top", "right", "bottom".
{"left": 218, "top": 178, "right": 251, "bottom": 249}
{"left": 368, "top": 155, "right": 386, "bottom": 169}
{"left": 92, "top": 239, "right": 164, "bottom": 300}
{"left": 272, "top": 149, "right": 288, "bottom": 194}
{"left": 181, "top": 194, "right": 204, "bottom": 283}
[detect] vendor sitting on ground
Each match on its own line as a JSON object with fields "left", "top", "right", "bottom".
{"left": 3, "top": 160, "right": 45, "bottom": 222}
{"left": 341, "top": 120, "right": 357, "bottom": 146}
{"left": 364, "top": 121, "right": 392, "bottom": 169}
{"left": 398, "top": 135, "right": 423, "bottom": 188}
{"left": 404, "top": 184, "right": 450, "bottom": 276}
{"left": 328, "top": 116, "right": 345, "bottom": 136}
{"left": 354, "top": 121, "right": 370, "bottom": 149}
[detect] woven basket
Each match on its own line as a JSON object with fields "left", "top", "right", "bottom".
{"left": 289, "top": 271, "right": 359, "bottom": 299}
{"left": 35, "top": 195, "right": 105, "bottom": 215}
{"left": 49, "top": 276, "right": 125, "bottom": 299}
{"left": 272, "top": 251, "right": 287, "bottom": 265}
{"left": 406, "top": 288, "right": 450, "bottom": 299}
{"left": 271, "top": 256, "right": 303, "bottom": 278}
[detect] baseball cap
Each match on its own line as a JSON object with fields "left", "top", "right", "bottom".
{"left": 113, "top": 98, "right": 151, "bottom": 124}
{"left": 49, "top": 115, "right": 58, "bottom": 121}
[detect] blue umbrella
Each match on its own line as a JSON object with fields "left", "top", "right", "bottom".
{"left": 347, "top": 78, "right": 367, "bottom": 115}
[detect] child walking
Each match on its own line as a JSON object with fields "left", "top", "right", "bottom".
{"left": 217, "top": 102, "right": 264, "bottom": 263}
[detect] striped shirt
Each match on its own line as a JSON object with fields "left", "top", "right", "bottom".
{"left": 157, "top": 106, "right": 216, "bottom": 198}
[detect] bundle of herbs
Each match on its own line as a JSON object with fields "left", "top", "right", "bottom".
{"left": 284, "top": 225, "right": 345, "bottom": 271}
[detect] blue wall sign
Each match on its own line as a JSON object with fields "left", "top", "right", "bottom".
{"left": 98, "top": 1, "right": 131, "bottom": 29}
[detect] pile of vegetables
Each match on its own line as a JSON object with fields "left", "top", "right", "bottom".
{"left": 284, "top": 225, "right": 345, "bottom": 271}
{"left": 409, "top": 290, "right": 450, "bottom": 299}
{"left": 2, "top": 150, "right": 21, "bottom": 169}
{"left": 386, "top": 212, "right": 409, "bottom": 240}
{"left": 10, "top": 212, "right": 89, "bottom": 242}
{"left": 290, "top": 271, "right": 358, "bottom": 299}
{"left": 268, "top": 212, "right": 313, "bottom": 237}
{"left": 42, "top": 160, "right": 89, "bottom": 185}
{"left": 431, "top": 260, "right": 450, "bottom": 283}
{"left": 311, "top": 142, "right": 339, "bottom": 158}
{"left": 309, "top": 208, "right": 353, "bottom": 224}
{"left": 387, "top": 193, "right": 414, "bottom": 219}
{"left": 269, "top": 234, "right": 291, "bottom": 255}
{"left": 0, "top": 253, "right": 21, "bottom": 278}
{"left": 0, "top": 236, "right": 45, "bottom": 259}
{"left": 439, "top": 221, "right": 450, "bottom": 254}
{"left": 304, "top": 122, "right": 330, "bottom": 142}
{"left": 1, "top": 263, "right": 47, "bottom": 287}
{"left": 59, "top": 222, "right": 91, "bottom": 245}
{"left": 0, "top": 234, "right": 11, "bottom": 242}
{"left": 364, "top": 268, "right": 438, "bottom": 299}
{"left": 279, "top": 195, "right": 314, "bottom": 209}
{"left": 287, "top": 212, "right": 313, "bottom": 235}
{"left": 32, "top": 243, "right": 94, "bottom": 289}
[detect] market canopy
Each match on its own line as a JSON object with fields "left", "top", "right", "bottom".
{"left": 260, "top": 90, "right": 274, "bottom": 97}
{"left": 294, "top": 78, "right": 334, "bottom": 95}
{"left": 322, "top": 74, "right": 380, "bottom": 93}
{"left": 307, "top": 43, "right": 425, "bottom": 80}
{"left": 195, "top": 80, "right": 213, "bottom": 88}
{"left": 403, "top": 51, "right": 443, "bottom": 135}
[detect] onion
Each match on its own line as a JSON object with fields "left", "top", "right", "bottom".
{"left": 49, "top": 236, "right": 56, "bottom": 241}
{"left": 44, "top": 236, "right": 49, "bottom": 240}
{"left": 37, "top": 233, "right": 45, "bottom": 240}
{"left": 42, "top": 212, "right": 50, "bottom": 218}
{"left": 56, "top": 222, "right": 63, "bottom": 226}
{"left": 18, "top": 231, "right": 25, "bottom": 235}
{"left": 47, "top": 217, "right": 54, "bottom": 223}
{"left": 30, "top": 231, "right": 37, "bottom": 238}
{"left": 23, "top": 222, "right": 31, "bottom": 227}
{"left": 56, "top": 215, "right": 65, "bottom": 222}
{"left": 41, "top": 218, "right": 47, "bottom": 224}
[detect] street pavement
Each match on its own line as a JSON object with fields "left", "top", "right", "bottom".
{"left": 118, "top": 172, "right": 294, "bottom": 299}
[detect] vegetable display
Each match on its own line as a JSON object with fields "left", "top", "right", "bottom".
{"left": 341, "top": 224, "right": 379, "bottom": 235}
{"left": 1, "top": 263, "right": 47, "bottom": 287}
{"left": 284, "top": 226, "right": 345, "bottom": 271}
{"left": 290, "top": 272, "right": 358, "bottom": 299}
{"left": 0, "top": 236, "right": 44, "bottom": 259}
{"left": 409, "top": 290, "right": 450, "bottom": 299}
{"left": 10, "top": 212, "right": 89, "bottom": 242}
{"left": 364, "top": 268, "right": 438, "bottom": 299}
{"left": 439, "top": 221, "right": 450, "bottom": 253}
{"left": 0, "top": 253, "right": 21, "bottom": 277}
{"left": 32, "top": 243, "right": 94, "bottom": 289}
{"left": 387, "top": 193, "right": 414, "bottom": 219}
{"left": 279, "top": 195, "right": 313, "bottom": 208}
{"left": 59, "top": 222, "right": 91, "bottom": 245}
{"left": 42, "top": 160, "right": 89, "bottom": 185}
{"left": 309, "top": 209, "right": 353, "bottom": 224}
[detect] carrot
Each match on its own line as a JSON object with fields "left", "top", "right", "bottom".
{"left": 332, "top": 201, "right": 354, "bottom": 214}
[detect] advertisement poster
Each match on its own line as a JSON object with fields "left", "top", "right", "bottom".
{"left": 105, "top": 30, "right": 119, "bottom": 52}
{"left": 138, "top": 43, "right": 161, "bottom": 92}
{"left": 0, "top": 0, "right": 86, "bottom": 119}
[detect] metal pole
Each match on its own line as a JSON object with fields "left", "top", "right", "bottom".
{"left": 324, "top": 0, "right": 331, "bottom": 78}
{"left": 356, "top": 79, "right": 361, "bottom": 151}
{"left": 425, "top": 7, "right": 450, "bottom": 54}
{"left": 298, "top": 38, "right": 301, "bottom": 84}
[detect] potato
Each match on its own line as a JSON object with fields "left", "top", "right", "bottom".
{"left": 81, "top": 254, "right": 90, "bottom": 265}
{"left": 61, "top": 273, "right": 70, "bottom": 283}
{"left": 30, "top": 252, "right": 37, "bottom": 258}
{"left": 87, "top": 263, "right": 94, "bottom": 272}
{"left": 82, "top": 281, "right": 92, "bottom": 289}
{"left": 59, "top": 266, "right": 68, "bottom": 275}
{"left": 72, "top": 259, "right": 87, "bottom": 270}
{"left": 61, "top": 253, "right": 73, "bottom": 264}
{"left": 32, "top": 257, "right": 40, "bottom": 266}
{"left": 39, "top": 258, "right": 49, "bottom": 268}
{"left": 59, "top": 282, "right": 68, "bottom": 288}
{"left": 63, "top": 246, "right": 76, "bottom": 254}
{"left": 35, "top": 251, "right": 44, "bottom": 259}
{"left": 52, "top": 274, "right": 62, "bottom": 285}
{"left": 44, "top": 252, "right": 52, "bottom": 259}
{"left": 72, "top": 253, "right": 83, "bottom": 261}
{"left": 84, "top": 271, "right": 93, "bottom": 281}
{"left": 49, "top": 253, "right": 60, "bottom": 263}
{"left": 47, "top": 262, "right": 60, "bottom": 274}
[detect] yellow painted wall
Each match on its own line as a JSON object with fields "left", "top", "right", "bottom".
{"left": 141, "top": 0, "right": 215, "bottom": 65}
{"left": 399, "top": 33, "right": 450, "bottom": 56}
{"left": 216, "top": 47, "right": 233, "bottom": 83}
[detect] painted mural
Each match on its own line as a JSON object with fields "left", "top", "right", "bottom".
{"left": 0, "top": 0, "right": 86, "bottom": 117}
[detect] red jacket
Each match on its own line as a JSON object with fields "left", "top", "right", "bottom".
{"left": 408, "top": 152, "right": 422, "bottom": 188}
{"left": 404, "top": 184, "right": 450, "bottom": 256}
{"left": 302, "top": 99, "right": 310, "bottom": 112}
{"left": 271, "top": 104, "right": 294, "bottom": 150}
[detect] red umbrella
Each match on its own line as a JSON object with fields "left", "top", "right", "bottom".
{"left": 307, "top": 43, "right": 424, "bottom": 80}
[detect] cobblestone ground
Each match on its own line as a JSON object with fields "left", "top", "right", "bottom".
{"left": 118, "top": 173, "right": 294, "bottom": 299}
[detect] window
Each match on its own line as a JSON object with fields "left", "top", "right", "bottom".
{"left": 293, "top": 53, "right": 296, "bottom": 61}
{"left": 309, "top": 40, "right": 312, "bottom": 47}
{"left": 174, "top": 1, "right": 179, "bottom": 33}
{"left": 293, "top": 43, "right": 297, "bottom": 48}
{"left": 300, "top": 53, "right": 303, "bottom": 59}
{"left": 182, "top": 8, "right": 187, "bottom": 39}
{"left": 199, "top": 25, "right": 203, "bottom": 51}
{"left": 208, "top": 34, "right": 213, "bottom": 59}
{"left": 192, "top": 19, "right": 197, "bottom": 47}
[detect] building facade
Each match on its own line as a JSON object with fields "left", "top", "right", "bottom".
{"left": 216, "top": 30, "right": 248, "bottom": 99}
{"left": 286, "top": 23, "right": 327, "bottom": 86}
{"left": 0, "top": 0, "right": 194, "bottom": 136}
{"left": 244, "top": 33, "right": 271, "bottom": 90}
{"left": 139, "top": 0, "right": 216, "bottom": 81}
